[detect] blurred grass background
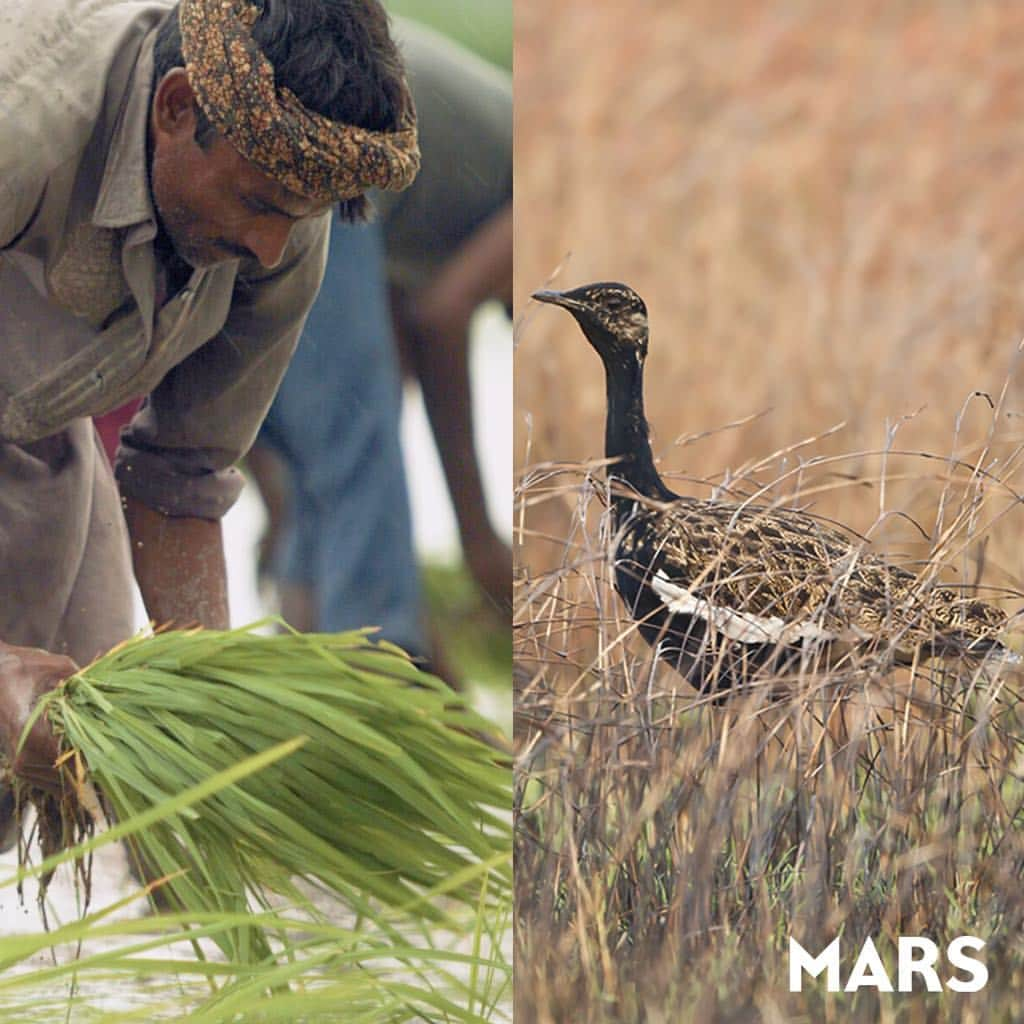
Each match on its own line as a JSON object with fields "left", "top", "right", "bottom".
{"left": 387, "top": 0, "right": 511, "bottom": 68}
{"left": 423, "top": 564, "right": 512, "bottom": 692}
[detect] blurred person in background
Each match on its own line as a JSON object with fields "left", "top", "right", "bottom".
{"left": 248, "top": 17, "right": 512, "bottom": 682}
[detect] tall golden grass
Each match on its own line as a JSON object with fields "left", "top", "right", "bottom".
{"left": 515, "top": 2, "right": 1024, "bottom": 1019}
{"left": 515, "top": 0, "right": 1024, "bottom": 588}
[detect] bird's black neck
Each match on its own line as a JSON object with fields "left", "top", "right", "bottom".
{"left": 603, "top": 352, "right": 676, "bottom": 502}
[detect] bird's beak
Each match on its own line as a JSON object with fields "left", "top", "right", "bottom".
{"left": 532, "top": 288, "right": 584, "bottom": 312}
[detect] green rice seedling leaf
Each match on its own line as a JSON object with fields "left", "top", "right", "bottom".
{"left": 4, "top": 738, "right": 305, "bottom": 893}
{"left": 25, "top": 625, "right": 511, "bottom": 967}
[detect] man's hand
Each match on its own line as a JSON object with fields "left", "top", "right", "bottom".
{"left": 464, "top": 532, "right": 513, "bottom": 619}
{"left": 0, "top": 643, "right": 76, "bottom": 794}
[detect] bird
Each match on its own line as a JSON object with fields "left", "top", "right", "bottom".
{"left": 532, "top": 281, "right": 1017, "bottom": 694}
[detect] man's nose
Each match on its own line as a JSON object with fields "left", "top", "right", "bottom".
{"left": 243, "top": 218, "right": 293, "bottom": 269}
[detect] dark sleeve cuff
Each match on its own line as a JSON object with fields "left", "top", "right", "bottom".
{"left": 114, "top": 449, "right": 245, "bottom": 519}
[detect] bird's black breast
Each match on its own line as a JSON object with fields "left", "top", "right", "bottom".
{"left": 611, "top": 502, "right": 803, "bottom": 694}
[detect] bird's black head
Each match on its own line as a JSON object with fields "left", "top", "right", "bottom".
{"left": 533, "top": 282, "right": 649, "bottom": 364}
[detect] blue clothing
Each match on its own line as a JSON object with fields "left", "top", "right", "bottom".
{"left": 258, "top": 216, "right": 425, "bottom": 655}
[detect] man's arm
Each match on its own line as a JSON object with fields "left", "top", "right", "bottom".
{"left": 123, "top": 495, "right": 230, "bottom": 630}
{"left": 114, "top": 215, "right": 331, "bottom": 633}
{"left": 391, "top": 203, "right": 512, "bottom": 615}
{"left": 0, "top": 499, "right": 228, "bottom": 794}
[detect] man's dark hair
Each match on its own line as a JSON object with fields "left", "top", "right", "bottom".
{"left": 152, "top": 0, "right": 407, "bottom": 221}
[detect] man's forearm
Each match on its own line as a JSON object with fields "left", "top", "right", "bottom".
{"left": 123, "top": 494, "right": 230, "bottom": 630}
{"left": 394, "top": 203, "right": 512, "bottom": 547}
{"left": 414, "top": 330, "right": 488, "bottom": 539}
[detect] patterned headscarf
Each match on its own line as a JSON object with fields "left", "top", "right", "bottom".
{"left": 178, "top": 0, "right": 420, "bottom": 201}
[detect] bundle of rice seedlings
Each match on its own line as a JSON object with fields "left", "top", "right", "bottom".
{"left": 1, "top": 740, "right": 510, "bottom": 1023}
{"left": 17, "top": 625, "right": 511, "bottom": 964}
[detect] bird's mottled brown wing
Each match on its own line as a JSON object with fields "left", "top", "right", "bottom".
{"left": 617, "top": 497, "right": 1007, "bottom": 655}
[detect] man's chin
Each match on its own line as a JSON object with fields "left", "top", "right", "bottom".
{"left": 166, "top": 235, "right": 228, "bottom": 270}
{"left": 192, "top": 249, "right": 245, "bottom": 269}
{"left": 176, "top": 247, "right": 221, "bottom": 270}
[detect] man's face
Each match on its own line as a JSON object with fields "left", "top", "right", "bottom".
{"left": 149, "top": 70, "right": 332, "bottom": 270}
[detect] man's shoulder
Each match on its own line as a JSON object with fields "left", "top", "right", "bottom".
{"left": 0, "top": 1, "right": 171, "bottom": 179}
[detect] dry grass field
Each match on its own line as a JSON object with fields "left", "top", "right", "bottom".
{"left": 514, "top": 2, "right": 1024, "bottom": 1020}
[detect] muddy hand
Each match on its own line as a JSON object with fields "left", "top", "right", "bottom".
{"left": 0, "top": 642, "right": 76, "bottom": 794}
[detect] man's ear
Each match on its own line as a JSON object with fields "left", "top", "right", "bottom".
{"left": 151, "top": 67, "right": 198, "bottom": 140}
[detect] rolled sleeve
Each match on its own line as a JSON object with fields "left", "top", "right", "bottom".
{"left": 115, "top": 213, "right": 331, "bottom": 518}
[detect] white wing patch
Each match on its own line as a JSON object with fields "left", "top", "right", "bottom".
{"left": 651, "top": 570, "right": 839, "bottom": 646}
